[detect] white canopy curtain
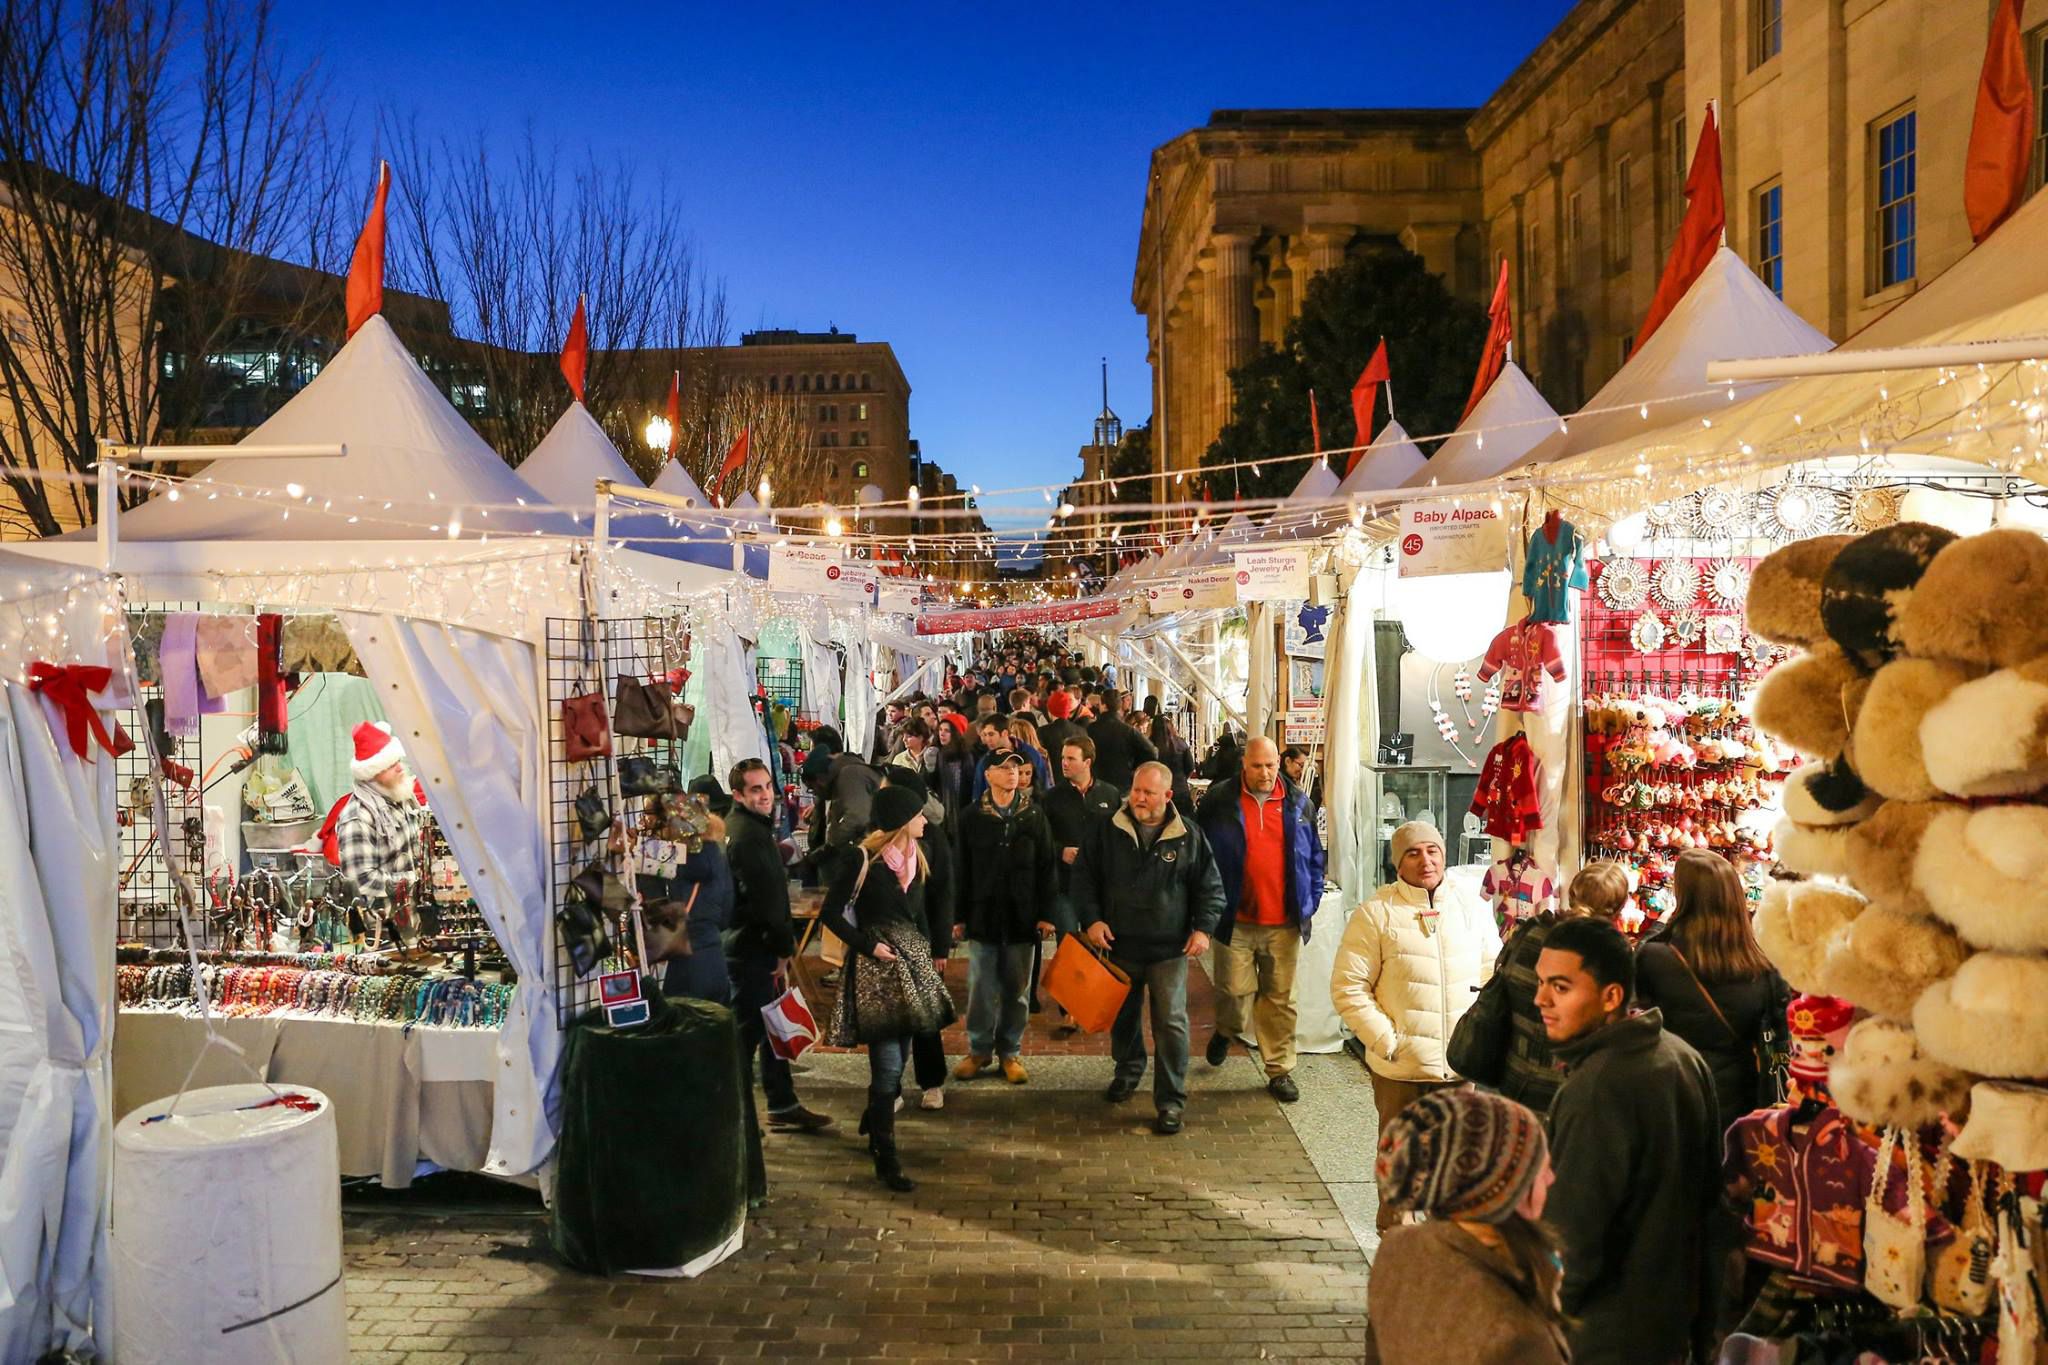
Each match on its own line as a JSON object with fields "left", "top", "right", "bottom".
{"left": 336, "top": 613, "right": 559, "bottom": 1177}
{"left": 802, "top": 617, "right": 843, "bottom": 734}
{"left": 0, "top": 678, "right": 120, "bottom": 1359}
{"left": 696, "top": 620, "right": 771, "bottom": 786}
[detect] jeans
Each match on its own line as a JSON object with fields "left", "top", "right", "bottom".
{"left": 729, "top": 952, "right": 799, "bottom": 1114}
{"left": 868, "top": 1033, "right": 912, "bottom": 1101}
{"left": 1212, "top": 922, "right": 1301, "bottom": 1077}
{"left": 965, "top": 940, "right": 1035, "bottom": 1059}
{"left": 1109, "top": 954, "right": 1191, "bottom": 1112}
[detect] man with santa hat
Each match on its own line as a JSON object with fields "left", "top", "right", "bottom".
{"left": 319, "top": 720, "right": 427, "bottom": 947}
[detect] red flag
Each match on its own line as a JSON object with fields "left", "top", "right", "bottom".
{"left": 559, "top": 295, "right": 589, "bottom": 402}
{"left": 344, "top": 162, "right": 391, "bottom": 339}
{"left": 1966, "top": 0, "right": 2034, "bottom": 243}
{"left": 1634, "top": 105, "right": 1724, "bottom": 351}
{"left": 1348, "top": 340, "right": 1390, "bottom": 476}
{"left": 1460, "top": 259, "right": 1513, "bottom": 423}
{"left": 718, "top": 426, "right": 751, "bottom": 492}
{"left": 665, "top": 372, "right": 681, "bottom": 457}
{"left": 1308, "top": 389, "right": 1322, "bottom": 453}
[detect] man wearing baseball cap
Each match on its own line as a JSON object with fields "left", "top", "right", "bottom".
{"left": 953, "top": 749, "right": 1058, "bottom": 1083}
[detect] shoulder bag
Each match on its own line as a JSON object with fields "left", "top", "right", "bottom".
{"left": 1446, "top": 956, "right": 1513, "bottom": 1086}
{"left": 1864, "top": 1125, "right": 1928, "bottom": 1312}
{"left": 828, "top": 855, "right": 957, "bottom": 1046}
{"left": 1667, "top": 944, "right": 1788, "bottom": 1109}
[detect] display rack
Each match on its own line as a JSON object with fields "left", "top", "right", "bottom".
{"left": 115, "top": 605, "right": 212, "bottom": 949}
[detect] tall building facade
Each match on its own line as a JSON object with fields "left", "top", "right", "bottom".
{"left": 1134, "top": 0, "right": 2048, "bottom": 472}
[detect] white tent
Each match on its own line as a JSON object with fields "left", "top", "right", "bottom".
{"left": 517, "top": 402, "right": 643, "bottom": 509}
{"left": 1400, "top": 363, "right": 1558, "bottom": 489}
{"left": 1287, "top": 459, "right": 1341, "bottom": 503}
{"left": 1519, "top": 247, "right": 1831, "bottom": 470}
{"left": 650, "top": 457, "right": 710, "bottom": 509}
{"left": 1336, "top": 419, "right": 1427, "bottom": 497}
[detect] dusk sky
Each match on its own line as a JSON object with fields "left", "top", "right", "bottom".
{"left": 284, "top": 1, "right": 1574, "bottom": 538}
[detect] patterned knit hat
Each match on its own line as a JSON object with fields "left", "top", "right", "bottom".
{"left": 1374, "top": 1086, "right": 1549, "bottom": 1224}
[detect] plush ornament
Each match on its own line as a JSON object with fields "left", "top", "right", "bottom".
{"left": 1773, "top": 760, "right": 1882, "bottom": 880}
{"left": 1912, "top": 951, "right": 2048, "bottom": 1078}
{"left": 1747, "top": 534, "right": 1853, "bottom": 648}
{"left": 1911, "top": 804, "right": 2048, "bottom": 953}
{"left": 1951, "top": 1081, "right": 2048, "bottom": 1173}
{"left": 1918, "top": 657, "right": 2048, "bottom": 797}
{"left": 1820, "top": 903, "right": 1969, "bottom": 1022}
{"left": 1852, "top": 658, "right": 1982, "bottom": 802}
{"left": 1755, "top": 879, "right": 1865, "bottom": 993}
{"left": 1844, "top": 799, "right": 1951, "bottom": 921}
{"left": 1819, "top": 522, "right": 1957, "bottom": 669}
{"left": 1896, "top": 528, "right": 2048, "bottom": 668}
{"left": 1826, "top": 1018, "right": 1975, "bottom": 1130}
{"left": 1787, "top": 993, "right": 1857, "bottom": 1086}
{"left": 1753, "top": 646, "right": 1865, "bottom": 758}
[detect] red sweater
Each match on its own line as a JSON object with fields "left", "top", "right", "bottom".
{"left": 1237, "top": 788, "right": 1287, "bottom": 926}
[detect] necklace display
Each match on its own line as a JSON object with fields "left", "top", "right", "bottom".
{"left": 116, "top": 959, "right": 513, "bottom": 1030}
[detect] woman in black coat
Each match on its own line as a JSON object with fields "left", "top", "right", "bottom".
{"left": 820, "top": 784, "right": 955, "bottom": 1192}
{"left": 1635, "top": 848, "right": 1787, "bottom": 1141}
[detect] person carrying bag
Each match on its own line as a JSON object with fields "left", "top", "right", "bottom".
{"left": 820, "top": 784, "right": 956, "bottom": 1193}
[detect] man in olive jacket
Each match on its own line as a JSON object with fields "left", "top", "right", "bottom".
{"left": 1535, "top": 915, "right": 1719, "bottom": 1365}
{"left": 1071, "top": 762, "right": 1225, "bottom": 1135}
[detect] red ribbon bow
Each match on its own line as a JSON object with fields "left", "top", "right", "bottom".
{"left": 26, "top": 662, "right": 129, "bottom": 761}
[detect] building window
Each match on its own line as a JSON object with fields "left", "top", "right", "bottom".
{"left": 844, "top": 373, "right": 856, "bottom": 390}
{"left": 767, "top": 375, "right": 778, "bottom": 393}
{"left": 860, "top": 373, "right": 872, "bottom": 390}
{"left": 1619, "top": 335, "right": 1634, "bottom": 366}
{"left": 1564, "top": 191, "right": 1582, "bottom": 284}
{"left": 853, "top": 402, "right": 868, "bottom": 420}
{"left": 1525, "top": 221, "right": 1541, "bottom": 283}
{"left": 851, "top": 431, "right": 869, "bottom": 447}
{"left": 1872, "top": 107, "right": 1917, "bottom": 290}
{"left": 827, "top": 462, "right": 838, "bottom": 480}
{"left": 814, "top": 373, "right": 825, "bottom": 390}
{"left": 1669, "top": 113, "right": 1687, "bottom": 241}
{"left": 800, "top": 374, "right": 810, "bottom": 392}
{"left": 1752, "top": 0, "right": 1782, "bottom": 68}
{"left": 853, "top": 461, "right": 869, "bottom": 479}
{"left": 1755, "top": 180, "right": 1784, "bottom": 296}
{"left": 830, "top": 374, "right": 841, "bottom": 391}
{"left": 785, "top": 373, "right": 794, "bottom": 390}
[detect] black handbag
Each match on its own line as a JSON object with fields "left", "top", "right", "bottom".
{"left": 568, "top": 859, "right": 630, "bottom": 915}
{"left": 574, "top": 785, "right": 612, "bottom": 843}
{"left": 1446, "top": 955, "right": 1514, "bottom": 1085}
{"left": 619, "top": 755, "right": 681, "bottom": 797}
{"left": 557, "top": 897, "right": 613, "bottom": 978}
{"left": 613, "top": 675, "right": 695, "bottom": 741}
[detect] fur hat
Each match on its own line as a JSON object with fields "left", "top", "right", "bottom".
{"left": 1820, "top": 522, "right": 1958, "bottom": 670}
{"left": 1753, "top": 647, "right": 1864, "bottom": 759}
{"left": 1913, "top": 951, "right": 2048, "bottom": 1077}
{"left": 1821, "top": 903, "right": 1968, "bottom": 1022}
{"left": 1897, "top": 528, "right": 2048, "bottom": 668}
{"left": 1756, "top": 879, "right": 1864, "bottom": 993}
{"left": 1390, "top": 820, "right": 1445, "bottom": 867}
{"left": 1851, "top": 658, "right": 1980, "bottom": 802}
{"left": 1748, "top": 534, "right": 1853, "bottom": 647}
{"left": 1912, "top": 804, "right": 2048, "bottom": 953}
{"left": 1919, "top": 657, "right": 2048, "bottom": 797}
{"left": 1844, "top": 799, "right": 1948, "bottom": 919}
{"left": 1773, "top": 761, "right": 1881, "bottom": 880}
{"left": 1827, "top": 1018, "right": 1975, "bottom": 1130}
{"left": 1951, "top": 1081, "right": 2048, "bottom": 1172}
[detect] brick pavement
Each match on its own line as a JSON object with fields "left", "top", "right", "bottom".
{"left": 341, "top": 962, "right": 1375, "bottom": 1365}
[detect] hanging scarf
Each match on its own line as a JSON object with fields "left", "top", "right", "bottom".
{"left": 880, "top": 837, "right": 916, "bottom": 891}
{"left": 159, "top": 613, "right": 223, "bottom": 736}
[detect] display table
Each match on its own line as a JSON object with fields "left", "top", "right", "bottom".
{"left": 1294, "top": 889, "right": 1351, "bottom": 1054}
{"left": 113, "top": 1010, "right": 497, "bottom": 1187}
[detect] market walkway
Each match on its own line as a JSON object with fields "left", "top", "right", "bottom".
{"left": 341, "top": 965, "right": 1383, "bottom": 1364}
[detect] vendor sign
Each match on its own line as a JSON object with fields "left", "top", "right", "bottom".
{"left": 914, "top": 597, "right": 1124, "bottom": 636}
{"left": 1146, "top": 567, "right": 1236, "bottom": 613}
{"left": 769, "top": 544, "right": 875, "bottom": 604}
{"left": 1282, "top": 713, "right": 1326, "bottom": 746}
{"left": 879, "top": 583, "right": 922, "bottom": 615}
{"left": 1233, "top": 547, "right": 1311, "bottom": 602}
{"left": 1397, "top": 499, "right": 1508, "bottom": 578}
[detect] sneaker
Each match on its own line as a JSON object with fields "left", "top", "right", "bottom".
{"left": 1153, "top": 1108, "right": 1184, "bottom": 1136}
{"left": 1103, "top": 1077, "right": 1138, "bottom": 1104}
{"left": 766, "top": 1105, "right": 835, "bottom": 1132}
{"left": 952, "top": 1054, "right": 992, "bottom": 1082}
{"left": 1001, "top": 1056, "right": 1029, "bottom": 1085}
{"left": 1205, "top": 1033, "right": 1231, "bottom": 1066}
{"left": 894, "top": 1094, "right": 905, "bottom": 1113}
{"left": 920, "top": 1088, "right": 945, "bottom": 1111}
{"left": 1267, "top": 1073, "right": 1301, "bottom": 1103}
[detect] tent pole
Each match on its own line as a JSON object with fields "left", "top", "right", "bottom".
{"left": 95, "top": 441, "right": 119, "bottom": 575}
{"left": 592, "top": 480, "right": 613, "bottom": 613}
{"left": 1155, "top": 631, "right": 1246, "bottom": 730}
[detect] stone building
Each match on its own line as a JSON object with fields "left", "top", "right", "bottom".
{"left": 1134, "top": 0, "right": 2048, "bottom": 476}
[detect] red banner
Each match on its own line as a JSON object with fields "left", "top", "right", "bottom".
{"left": 914, "top": 597, "right": 1126, "bottom": 636}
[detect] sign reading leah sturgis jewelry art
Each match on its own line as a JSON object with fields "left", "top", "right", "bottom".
{"left": 1233, "top": 547, "right": 1311, "bottom": 602}
{"left": 1396, "top": 499, "right": 1509, "bottom": 578}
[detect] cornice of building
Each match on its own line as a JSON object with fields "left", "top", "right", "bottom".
{"left": 1467, "top": 0, "right": 1640, "bottom": 150}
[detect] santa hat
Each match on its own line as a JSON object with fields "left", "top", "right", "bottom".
{"left": 350, "top": 720, "right": 405, "bottom": 783}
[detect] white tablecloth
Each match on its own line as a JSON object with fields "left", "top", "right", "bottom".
{"left": 1295, "top": 889, "right": 1352, "bottom": 1054}
{"left": 113, "top": 1011, "right": 497, "bottom": 1187}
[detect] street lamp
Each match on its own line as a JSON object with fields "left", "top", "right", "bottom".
{"left": 643, "top": 415, "right": 672, "bottom": 451}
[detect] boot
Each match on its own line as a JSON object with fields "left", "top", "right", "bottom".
{"left": 865, "top": 1098, "right": 915, "bottom": 1193}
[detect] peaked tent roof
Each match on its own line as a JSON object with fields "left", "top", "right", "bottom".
{"left": 1335, "top": 419, "right": 1427, "bottom": 496}
{"left": 1288, "top": 459, "right": 1340, "bottom": 502}
{"left": 1401, "top": 363, "right": 1558, "bottom": 489}
{"left": 518, "top": 402, "right": 643, "bottom": 508}
{"left": 116, "top": 315, "right": 576, "bottom": 541}
{"left": 1520, "top": 247, "right": 1831, "bottom": 468}
{"left": 651, "top": 458, "right": 710, "bottom": 508}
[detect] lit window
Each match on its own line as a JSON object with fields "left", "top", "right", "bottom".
{"left": 1755, "top": 181, "right": 1784, "bottom": 297}
{"left": 1873, "top": 108, "right": 1917, "bottom": 290}
{"left": 853, "top": 461, "right": 869, "bottom": 479}
{"left": 851, "top": 432, "right": 869, "bottom": 447}
{"left": 1752, "top": 0, "right": 1782, "bottom": 68}
{"left": 854, "top": 402, "right": 868, "bottom": 420}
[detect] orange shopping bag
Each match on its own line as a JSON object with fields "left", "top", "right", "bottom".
{"left": 1041, "top": 934, "right": 1131, "bottom": 1034}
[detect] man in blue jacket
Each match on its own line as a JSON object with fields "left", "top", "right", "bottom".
{"left": 1194, "top": 735, "right": 1327, "bottom": 1102}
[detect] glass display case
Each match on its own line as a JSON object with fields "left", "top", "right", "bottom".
{"left": 1366, "top": 763, "right": 1448, "bottom": 891}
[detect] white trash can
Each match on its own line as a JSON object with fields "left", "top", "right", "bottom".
{"left": 112, "top": 1083, "right": 348, "bottom": 1364}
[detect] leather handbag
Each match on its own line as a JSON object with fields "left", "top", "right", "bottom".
{"left": 568, "top": 859, "right": 630, "bottom": 915}
{"left": 619, "top": 755, "right": 681, "bottom": 797}
{"left": 613, "top": 675, "right": 695, "bottom": 741}
{"left": 573, "top": 785, "right": 612, "bottom": 843}
{"left": 562, "top": 689, "right": 611, "bottom": 761}
{"left": 1041, "top": 934, "right": 1131, "bottom": 1034}
{"left": 557, "top": 895, "right": 613, "bottom": 979}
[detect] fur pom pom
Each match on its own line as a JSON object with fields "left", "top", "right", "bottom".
{"left": 1913, "top": 804, "right": 2048, "bottom": 953}
{"left": 1756, "top": 880, "right": 1863, "bottom": 993}
{"left": 1852, "top": 658, "right": 1979, "bottom": 802}
{"left": 1844, "top": 800, "right": 1952, "bottom": 918}
{"left": 1897, "top": 528, "right": 2048, "bottom": 667}
{"left": 1773, "top": 815, "right": 1855, "bottom": 881}
{"left": 1754, "top": 648, "right": 1864, "bottom": 758}
{"left": 1919, "top": 657, "right": 2048, "bottom": 798}
{"left": 1828, "top": 1018, "right": 1975, "bottom": 1129}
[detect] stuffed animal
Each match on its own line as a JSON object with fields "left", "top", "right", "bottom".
{"left": 1773, "top": 760, "right": 1882, "bottom": 880}
{"left": 1896, "top": 528, "right": 2048, "bottom": 668}
{"left": 1819, "top": 522, "right": 1957, "bottom": 670}
{"left": 1917, "top": 657, "right": 2048, "bottom": 797}
{"left": 1913, "top": 951, "right": 2048, "bottom": 1078}
{"left": 1843, "top": 799, "right": 1952, "bottom": 921}
{"left": 1820, "top": 903, "right": 1968, "bottom": 1023}
{"left": 1850, "top": 658, "right": 1984, "bottom": 802}
{"left": 1755, "top": 879, "right": 1865, "bottom": 994}
{"left": 1753, "top": 646, "right": 1866, "bottom": 759}
{"left": 1826, "top": 1017, "right": 1974, "bottom": 1129}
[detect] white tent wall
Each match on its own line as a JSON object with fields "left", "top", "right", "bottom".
{"left": 1400, "top": 364, "right": 1558, "bottom": 491}
{"left": 1319, "top": 564, "right": 1374, "bottom": 900}
{"left": 335, "top": 614, "right": 559, "bottom": 1177}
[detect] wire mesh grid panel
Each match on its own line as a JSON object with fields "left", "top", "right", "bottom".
{"left": 545, "top": 613, "right": 694, "bottom": 1028}
{"left": 755, "top": 655, "right": 803, "bottom": 711}
{"left": 116, "top": 605, "right": 216, "bottom": 948}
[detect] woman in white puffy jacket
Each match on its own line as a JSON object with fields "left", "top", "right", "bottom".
{"left": 1331, "top": 821, "right": 1499, "bottom": 1228}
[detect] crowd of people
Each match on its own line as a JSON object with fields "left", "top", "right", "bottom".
{"left": 647, "top": 630, "right": 1791, "bottom": 1363}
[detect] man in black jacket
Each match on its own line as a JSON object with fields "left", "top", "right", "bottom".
{"left": 954, "top": 751, "right": 1059, "bottom": 1084}
{"left": 726, "top": 759, "right": 833, "bottom": 1132}
{"left": 1536, "top": 916, "right": 1719, "bottom": 1365}
{"left": 1072, "top": 762, "right": 1225, "bottom": 1135}
{"left": 1086, "top": 687, "right": 1156, "bottom": 791}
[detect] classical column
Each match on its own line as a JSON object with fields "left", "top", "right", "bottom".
{"left": 1263, "top": 239, "right": 1295, "bottom": 347}
{"left": 1304, "top": 227, "right": 1350, "bottom": 280}
{"left": 1212, "top": 231, "right": 1257, "bottom": 386}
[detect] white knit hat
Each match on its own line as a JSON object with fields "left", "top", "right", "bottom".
{"left": 1952, "top": 1082, "right": 2048, "bottom": 1172}
{"left": 350, "top": 721, "right": 405, "bottom": 783}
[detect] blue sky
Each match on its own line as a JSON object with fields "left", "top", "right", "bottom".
{"left": 286, "top": 1, "right": 1573, "bottom": 544}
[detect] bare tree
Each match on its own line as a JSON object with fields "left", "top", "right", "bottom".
{"left": 0, "top": 0, "right": 346, "bottom": 536}
{"left": 383, "top": 121, "right": 727, "bottom": 471}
